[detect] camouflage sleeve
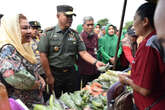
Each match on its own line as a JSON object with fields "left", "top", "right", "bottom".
{"left": 38, "top": 33, "right": 49, "bottom": 53}
{"left": 76, "top": 33, "right": 86, "bottom": 52}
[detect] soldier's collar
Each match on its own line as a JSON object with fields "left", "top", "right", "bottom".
{"left": 68, "top": 28, "right": 72, "bottom": 33}
{"left": 55, "top": 25, "right": 72, "bottom": 34}
{"left": 55, "top": 25, "right": 63, "bottom": 33}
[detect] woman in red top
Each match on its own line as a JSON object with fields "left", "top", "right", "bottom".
{"left": 119, "top": 2, "right": 165, "bottom": 110}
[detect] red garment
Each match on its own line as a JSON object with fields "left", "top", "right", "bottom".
{"left": 78, "top": 31, "right": 98, "bottom": 75}
{"left": 122, "top": 46, "right": 134, "bottom": 64}
{"left": 131, "top": 31, "right": 165, "bottom": 110}
{"left": 119, "top": 52, "right": 129, "bottom": 67}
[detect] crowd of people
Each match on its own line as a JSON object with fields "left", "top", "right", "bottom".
{"left": 0, "top": 1, "right": 165, "bottom": 110}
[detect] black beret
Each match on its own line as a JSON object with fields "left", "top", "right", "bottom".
{"left": 57, "top": 5, "right": 76, "bottom": 16}
{"left": 29, "top": 21, "right": 41, "bottom": 28}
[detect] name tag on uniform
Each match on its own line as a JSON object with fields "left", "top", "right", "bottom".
{"left": 68, "top": 37, "right": 75, "bottom": 41}
{"left": 73, "top": 41, "right": 76, "bottom": 44}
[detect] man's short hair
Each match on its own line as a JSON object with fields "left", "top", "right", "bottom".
{"left": 83, "top": 16, "right": 94, "bottom": 24}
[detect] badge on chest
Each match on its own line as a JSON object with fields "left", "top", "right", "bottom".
{"left": 54, "top": 46, "right": 60, "bottom": 52}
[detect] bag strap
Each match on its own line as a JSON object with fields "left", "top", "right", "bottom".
{"left": 145, "top": 95, "right": 165, "bottom": 110}
{"left": 109, "top": 91, "right": 133, "bottom": 110}
{"left": 109, "top": 90, "right": 131, "bottom": 110}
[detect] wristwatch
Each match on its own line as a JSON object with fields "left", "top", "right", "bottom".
{"left": 93, "top": 60, "right": 98, "bottom": 66}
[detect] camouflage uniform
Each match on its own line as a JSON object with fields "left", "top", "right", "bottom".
{"left": 29, "top": 21, "right": 45, "bottom": 75}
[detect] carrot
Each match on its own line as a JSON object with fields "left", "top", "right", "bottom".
{"left": 83, "top": 85, "right": 92, "bottom": 93}
{"left": 92, "top": 86, "right": 103, "bottom": 93}
{"left": 92, "top": 82, "right": 102, "bottom": 88}
{"left": 91, "top": 91, "right": 100, "bottom": 97}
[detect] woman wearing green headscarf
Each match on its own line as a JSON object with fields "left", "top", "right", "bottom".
{"left": 98, "top": 24, "right": 122, "bottom": 70}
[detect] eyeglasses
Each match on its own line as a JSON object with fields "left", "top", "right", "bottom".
{"left": 86, "top": 24, "right": 94, "bottom": 27}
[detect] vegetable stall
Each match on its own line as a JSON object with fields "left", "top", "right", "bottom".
{"left": 33, "top": 70, "right": 131, "bottom": 110}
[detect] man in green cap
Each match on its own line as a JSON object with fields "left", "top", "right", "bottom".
{"left": 38, "top": 5, "right": 105, "bottom": 98}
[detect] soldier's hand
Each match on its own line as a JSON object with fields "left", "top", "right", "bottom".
{"left": 96, "top": 61, "right": 105, "bottom": 69}
{"left": 46, "top": 75, "right": 55, "bottom": 91}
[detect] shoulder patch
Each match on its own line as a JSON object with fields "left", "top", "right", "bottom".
{"left": 44, "top": 26, "right": 55, "bottom": 32}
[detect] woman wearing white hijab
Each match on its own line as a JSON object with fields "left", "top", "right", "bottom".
{"left": 0, "top": 14, "right": 45, "bottom": 109}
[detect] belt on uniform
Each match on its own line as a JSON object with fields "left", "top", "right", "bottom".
{"left": 50, "top": 66, "right": 74, "bottom": 73}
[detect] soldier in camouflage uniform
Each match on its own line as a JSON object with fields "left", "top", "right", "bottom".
{"left": 29, "top": 21, "right": 45, "bottom": 75}
{"left": 38, "top": 5, "right": 105, "bottom": 98}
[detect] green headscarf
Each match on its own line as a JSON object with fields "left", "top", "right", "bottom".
{"left": 76, "top": 24, "right": 83, "bottom": 34}
{"left": 105, "top": 24, "right": 116, "bottom": 36}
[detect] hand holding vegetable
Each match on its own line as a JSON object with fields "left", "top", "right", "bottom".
{"left": 95, "top": 60, "right": 105, "bottom": 69}
{"left": 118, "top": 74, "right": 131, "bottom": 85}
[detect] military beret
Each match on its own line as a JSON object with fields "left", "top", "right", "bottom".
{"left": 29, "top": 21, "right": 41, "bottom": 28}
{"left": 57, "top": 5, "right": 76, "bottom": 16}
